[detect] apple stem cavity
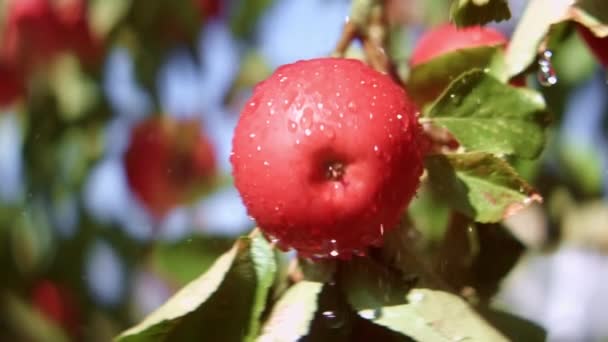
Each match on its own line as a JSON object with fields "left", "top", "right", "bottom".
{"left": 325, "top": 161, "right": 345, "bottom": 181}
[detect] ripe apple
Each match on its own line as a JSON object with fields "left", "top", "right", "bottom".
{"left": 408, "top": 23, "right": 522, "bottom": 105}
{"left": 410, "top": 23, "right": 507, "bottom": 66}
{"left": 577, "top": 24, "right": 608, "bottom": 67}
{"left": 31, "top": 280, "right": 80, "bottom": 337}
{"left": 231, "top": 58, "right": 425, "bottom": 258}
{"left": 124, "top": 116, "right": 216, "bottom": 219}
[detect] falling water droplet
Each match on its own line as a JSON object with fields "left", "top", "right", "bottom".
{"left": 537, "top": 50, "right": 558, "bottom": 87}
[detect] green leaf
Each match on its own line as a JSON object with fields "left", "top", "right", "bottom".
{"left": 407, "top": 184, "right": 451, "bottom": 246}
{"left": 560, "top": 143, "right": 604, "bottom": 196}
{"left": 339, "top": 258, "right": 412, "bottom": 311}
{"left": 89, "top": 0, "right": 133, "bottom": 38}
{"left": 344, "top": 281, "right": 508, "bottom": 341}
{"left": 479, "top": 307, "right": 546, "bottom": 342}
{"left": 423, "top": 70, "right": 549, "bottom": 159}
{"left": 51, "top": 55, "right": 100, "bottom": 122}
{"left": 572, "top": 0, "right": 608, "bottom": 36}
{"left": 503, "top": 0, "right": 573, "bottom": 78}
{"left": 116, "top": 231, "right": 276, "bottom": 342}
{"left": 425, "top": 152, "right": 542, "bottom": 223}
{"left": 434, "top": 218, "right": 525, "bottom": 300}
{"left": 407, "top": 46, "right": 503, "bottom": 107}
{"left": 450, "top": 0, "right": 511, "bottom": 27}
{"left": 151, "top": 236, "right": 234, "bottom": 286}
{"left": 2, "top": 293, "right": 69, "bottom": 342}
{"left": 258, "top": 281, "right": 323, "bottom": 341}
{"left": 230, "top": 0, "right": 275, "bottom": 39}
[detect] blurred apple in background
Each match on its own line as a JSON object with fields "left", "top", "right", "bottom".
{"left": 31, "top": 280, "right": 80, "bottom": 338}
{"left": 124, "top": 116, "right": 216, "bottom": 219}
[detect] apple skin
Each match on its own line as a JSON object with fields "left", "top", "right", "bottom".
{"left": 408, "top": 23, "right": 523, "bottom": 105}
{"left": 231, "top": 58, "right": 425, "bottom": 258}
{"left": 410, "top": 23, "right": 507, "bottom": 66}
{"left": 577, "top": 24, "right": 608, "bottom": 67}
{"left": 124, "top": 117, "right": 216, "bottom": 219}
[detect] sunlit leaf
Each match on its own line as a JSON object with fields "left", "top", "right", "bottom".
{"left": 424, "top": 70, "right": 549, "bottom": 159}
{"left": 407, "top": 46, "right": 504, "bottom": 107}
{"left": 258, "top": 281, "right": 323, "bottom": 341}
{"left": 504, "top": 0, "right": 573, "bottom": 78}
{"left": 117, "top": 231, "right": 276, "bottom": 342}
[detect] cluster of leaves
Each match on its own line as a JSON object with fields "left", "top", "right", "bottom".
{"left": 116, "top": 0, "right": 608, "bottom": 341}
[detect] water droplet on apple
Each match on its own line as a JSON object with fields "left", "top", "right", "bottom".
{"left": 373, "top": 145, "right": 379, "bottom": 153}
{"left": 304, "top": 129, "right": 312, "bottom": 136}
{"left": 396, "top": 114, "right": 403, "bottom": 120}
{"left": 267, "top": 100, "right": 273, "bottom": 107}
{"left": 369, "top": 113, "right": 374, "bottom": 120}
{"left": 300, "top": 108, "right": 313, "bottom": 129}
{"left": 256, "top": 145, "right": 262, "bottom": 151}
{"left": 317, "top": 102, "right": 324, "bottom": 110}
{"left": 287, "top": 120, "right": 298, "bottom": 132}
{"left": 537, "top": 50, "right": 558, "bottom": 87}
{"left": 379, "top": 224, "right": 385, "bottom": 236}
{"left": 372, "top": 83, "right": 378, "bottom": 88}
{"left": 347, "top": 101, "right": 356, "bottom": 110}
{"left": 279, "top": 76, "right": 288, "bottom": 83}
{"left": 263, "top": 161, "right": 270, "bottom": 166}
{"left": 249, "top": 133, "right": 256, "bottom": 139}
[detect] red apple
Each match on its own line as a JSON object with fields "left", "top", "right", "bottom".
{"left": 577, "top": 24, "right": 608, "bottom": 67}
{"left": 410, "top": 23, "right": 507, "bottom": 66}
{"left": 231, "top": 58, "right": 425, "bottom": 258}
{"left": 31, "top": 280, "right": 80, "bottom": 337}
{"left": 0, "top": 0, "right": 102, "bottom": 72}
{"left": 408, "top": 23, "right": 522, "bottom": 105}
{"left": 124, "top": 116, "right": 216, "bottom": 219}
